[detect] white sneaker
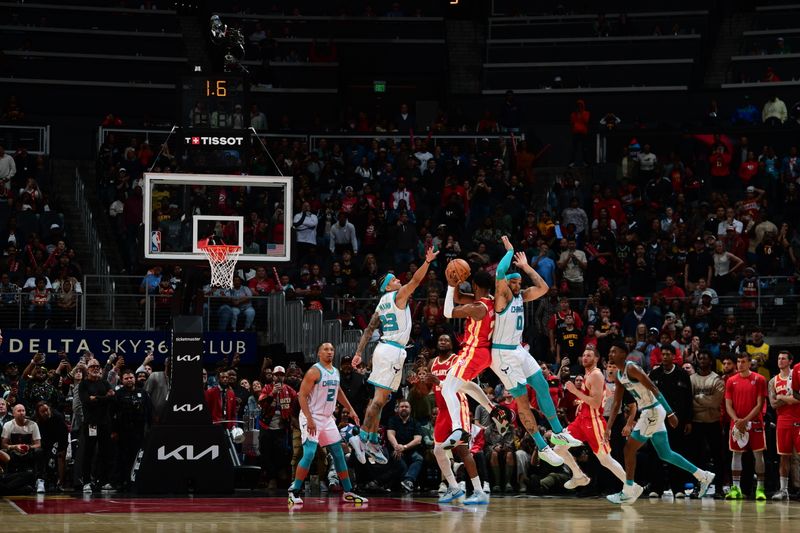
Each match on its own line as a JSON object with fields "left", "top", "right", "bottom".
{"left": 662, "top": 489, "right": 673, "bottom": 499}
{"left": 538, "top": 446, "right": 564, "bottom": 467}
{"left": 564, "top": 474, "right": 590, "bottom": 490}
{"left": 772, "top": 489, "right": 789, "bottom": 501}
{"left": 342, "top": 491, "right": 368, "bottom": 504}
{"left": 697, "top": 470, "right": 715, "bottom": 498}
{"left": 438, "top": 486, "right": 465, "bottom": 503}
{"left": 504, "top": 483, "right": 514, "bottom": 493}
{"left": 463, "top": 490, "right": 489, "bottom": 505}
{"left": 648, "top": 491, "right": 659, "bottom": 498}
{"left": 365, "top": 441, "right": 388, "bottom": 465}
{"left": 83, "top": 483, "right": 93, "bottom": 493}
{"left": 287, "top": 490, "right": 303, "bottom": 506}
{"left": 620, "top": 483, "right": 644, "bottom": 504}
{"left": 551, "top": 430, "right": 582, "bottom": 448}
{"left": 36, "top": 479, "right": 45, "bottom": 494}
{"left": 458, "top": 481, "right": 466, "bottom": 493}
{"left": 438, "top": 482, "right": 448, "bottom": 494}
{"left": 348, "top": 436, "right": 367, "bottom": 464}
{"left": 101, "top": 483, "right": 114, "bottom": 492}
{"left": 675, "top": 491, "right": 686, "bottom": 498}
{"left": 483, "top": 481, "right": 491, "bottom": 494}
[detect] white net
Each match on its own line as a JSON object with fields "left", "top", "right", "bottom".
{"left": 201, "top": 245, "right": 242, "bottom": 289}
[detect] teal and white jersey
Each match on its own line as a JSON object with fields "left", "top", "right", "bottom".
{"left": 308, "top": 363, "right": 340, "bottom": 418}
{"left": 377, "top": 290, "right": 411, "bottom": 345}
{"left": 617, "top": 361, "right": 657, "bottom": 410}
{"left": 493, "top": 293, "right": 524, "bottom": 347}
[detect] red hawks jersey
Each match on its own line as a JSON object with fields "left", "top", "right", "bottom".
{"left": 576, "top": 369, "right": 605, "bottom": 421}
{"left": 431, "top": 354, "right": 459, "bottom": 411}
{"left": 774, "top": 372, "right": 800, "bottom": 425}
{"left": 463, "top": 296, "right": 494, "bottom": 349}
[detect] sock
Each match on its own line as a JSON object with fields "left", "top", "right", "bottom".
{"left": 329, "top": 443, "right": 353, "bottom": 492}
{"left": 359, "top": 430, "right": 369, "bottom": 443}
{"left": 626, "top": 480, "right": 634, "bottom": 486}
{"left": 528, "top": 372, "right": 564, "bottom": 433}
{"left": 532, "top": 431, "right": 549, "bottom": 451}
{"left": 370, "top": 432, "right": 380, "bottom": 444}
{"left": 471, "top": 476, "right": 482, "bottom": 492}
{"left": 555, "top": 446, "right": 583, "bottom": 478}
{"left": 692, "top": 468, "right": 703, "bottom": 480}
{"left": 781, "top": 476, "right": 789, "bottom": 491}
{"left": 597, "top": 452, "right": 627, "bottom": 483}
{"left": 732, "top": 475, "right": 740, "bottom": 486}
{"left": 757, "top": 479, "right": 764, "bottom": 490}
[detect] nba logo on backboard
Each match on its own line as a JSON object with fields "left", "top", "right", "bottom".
{"left": 151, "top": 231, "right": 162, "bottom": 253}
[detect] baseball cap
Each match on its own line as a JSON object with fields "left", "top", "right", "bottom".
{"left": 273, "top": 366, "right": 286, "bottom": 374}
{"left": 702, "top": 290, "right": 714, "bottom": 298}
{"left": 633, "top": 295, "right": 646, "bottom": 303}
{"left": 665, "top": 312, "right": 676, "bottom": 320}
{"left": 300, "top": 268, "right": 310, "bottom": 275}
{"left": 746, "top": 185, "right": 755, "bottom": 193}
{"left": 648, "top": 327, "right": 660, "bottom": 336}
{"left": 341, "top": 355, "right": 353, "bottom": 364}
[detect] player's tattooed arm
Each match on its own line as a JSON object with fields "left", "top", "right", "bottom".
{"left": 352, "top": 311, "right": 381, "bottom": 367}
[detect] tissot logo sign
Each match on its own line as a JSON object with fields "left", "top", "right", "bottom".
{"left": 157, "top": 445, "right": 220, "bottom": 461}
{"left": 185, "top": 136, "right": 244, "bottom": 146}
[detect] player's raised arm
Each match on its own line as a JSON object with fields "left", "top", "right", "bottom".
{"left": 396, "top": 246, "right": 439, "bottom": 308}
{"left": 514, "top": 251, "right": 549, "bottom": 302}
{"left": 352, "top": 311, "right": 381, "bottom": 367}
{"left": 494, "top": 236, "right": 515, "bottom": 310}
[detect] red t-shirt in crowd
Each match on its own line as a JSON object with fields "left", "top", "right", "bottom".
{"left": 725, "top": 371, "right": 767, "bottom": 421}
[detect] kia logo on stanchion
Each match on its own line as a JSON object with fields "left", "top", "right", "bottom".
{"left": 184, "top": 136, "right": 244, "bottom": 146}
{"left": 157, "top": 445, "right": 219, "bottom": 461}
{"left": 173, "top": 404, "right": 204, "bottom": 412}
{"left": 175, "top": 355, "right": 201, "bottom": 361}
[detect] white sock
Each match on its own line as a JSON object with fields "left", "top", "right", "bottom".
{"left": 434, "top": 445, "right": 458, "bottom": 488}
{"left": 781, "top": 476, "right": 789, "bottom": 491}
{"left": 471, "top": 476, "right": 482, "bottom": 492}
{"left": 597, "top": 452, "right": 627, "bottom": 483}
{"left": 692, "top": 468, "right": 703, "bottom": 480}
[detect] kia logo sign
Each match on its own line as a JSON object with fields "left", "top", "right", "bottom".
{"left": 173, "top": 404, "right": 204, "bottom": 412}
{"left": 184, "top": 136, "right": 244, "bottom": 146}
{"left": 175, "top": 355, "right": 201, "bottom": 361}
{"left": 157, "top": 445, "right": 219, "bottom": 461}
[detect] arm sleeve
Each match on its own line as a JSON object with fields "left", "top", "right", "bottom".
{"left": 443, "top": 285, "right": 455, "bottom": 318}
{"left": 496, "top": 248, "right": 514, "bottom": 279}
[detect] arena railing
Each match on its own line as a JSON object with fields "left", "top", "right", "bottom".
{"left": 307, "top": 133, "right": 524, "bottom": 152}
{"left": 0, "top": 124, "right": 50, "bottom": 155}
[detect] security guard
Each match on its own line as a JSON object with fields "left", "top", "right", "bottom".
{"left": 112, "top": 368, "right": 152, "bottom": 490}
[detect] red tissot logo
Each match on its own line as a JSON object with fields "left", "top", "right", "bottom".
{"left": 191, "top": 137, "right": 200, "bottom": 145}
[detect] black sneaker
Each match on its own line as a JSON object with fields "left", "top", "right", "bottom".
{"left": 443, "top": 428, "right": 470, "bottom": 450}
{"left": 490, "top": 406, "right": 510, "bottom": 436}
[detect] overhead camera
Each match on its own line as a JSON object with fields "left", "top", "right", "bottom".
{"left": 209, "top": 14, "right": 248, "bottom": 74}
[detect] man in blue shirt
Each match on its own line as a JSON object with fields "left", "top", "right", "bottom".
{"left": 530, "top": 243, "right": 556, "bottom": 287}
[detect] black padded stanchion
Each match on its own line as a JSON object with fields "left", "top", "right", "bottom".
{"left": 134, "top": 316, "right": 234, "bottom": 493}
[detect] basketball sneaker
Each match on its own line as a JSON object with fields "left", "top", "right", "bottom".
{"left": 343, "top": 491, "right": 369, "bottom": 504}
{"left": 725, "top": 486, "right": 743, "bottom": 500}
{"left": 348, "top": 435, "right": 367, "bottom": 464}
{"left": 287, "top": 490, "right": 303, "bottom": 506}
{"left": 438, "top": 486, "right": 465, "bottom": 504}
{"left": 772, "top": 489, "right": 789, "bottom": 501}
{"left": 442, "top": 429, "right": 470, "bottom": 450}
{"left": 755, "top": 487, "right": 767, "bottom": 501}
{"left": 696, "top": 470, "right": 715, "bottom": 498}
{"left": 490, "top": 407, "right": 510, "bottom": 436}
{"left": 365, "top": 441, "right": 388, "bottom": 465}
{"left": 550, "top": 430, "right": 582, "bottom": 448}
{"left": 463, "top": 490, "right": 490, "bottom": 505}
{"left": 438, "top": 482, "right": 448, "bottom": 495}
{"left": 538, "top": 446, "right": 565, "bottom": 467}
{"left": 607, "top": 483, "right": 643, "bottom": 505}
{"left": 564, "top": 474, "right": 591, "bottom": 490}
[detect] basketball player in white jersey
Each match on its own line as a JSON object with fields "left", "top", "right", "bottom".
{"left": 287, "top": 342, "right": 368, "bottom": 506}
{"left": 490, "top": 237, "right": 581, "bottom": 465}
{"left": 606, "top": 341, "right": 715, "bottom": 505}
{"left": 352, "top": 246, "right": 439, "bottom": 463}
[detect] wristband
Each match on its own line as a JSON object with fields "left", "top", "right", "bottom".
{"left": 655, "top": 391, "right": 673, "bottom": 415}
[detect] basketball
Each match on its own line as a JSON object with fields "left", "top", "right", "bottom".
{"left": 446, "top": 258, "right": 471, "bottom": 285}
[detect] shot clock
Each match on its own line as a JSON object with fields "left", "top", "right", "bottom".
{"left": 180, "top": 75, "right": 248, "bottom": 130}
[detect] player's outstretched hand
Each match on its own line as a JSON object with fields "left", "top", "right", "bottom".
{"left": 425, "top": 246, "right": 439, "bottom": 264}
{"left": 513, "top": 251, "right": 528, "bottom": 269}
{"left": 501, "top": 235, "right": 513, "bottom": 251}
{"left": 352, "top": 353, "right": 362, "bottom": 368}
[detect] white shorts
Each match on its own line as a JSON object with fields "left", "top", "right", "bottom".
{"left": 490, "top": 345, "right": 540, "bottom": 396}
{"left": 368, "top": 341, "right": 407, "bottom": 392}
{"left": 299, "top": 412, "right": 341, "bottom": 447}
{"left": 632, "top": 404, "right": 667, "bottom": 440}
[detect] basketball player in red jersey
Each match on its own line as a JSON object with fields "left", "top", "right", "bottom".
{"left": 410, "top": 334, "right": 489, "bottom": 504}
{"left": 552, "top": 346, "right": 631, "bottom": 489}
{"left": 441, "top": 270, "right": 503, "bottom": 450}
{"left": 768, "top": 351, "right": 800, "bottom": 500}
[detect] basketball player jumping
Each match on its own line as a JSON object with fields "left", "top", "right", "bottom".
{"left": 352, "top": 246, "right": 439, "bottom": 464}
{"left": 490, "top": 237, "right": 581, "bottom": 465}
{"left": 411, "top": 333, "right": 490, "bottom": 505}
{"left": 606, "top": 341, "right": 715, "bottom": 504}
{"left": 287, "top": 342, "right": 368, "bottom": 506}
{"left": 552, "top": 345, "right": 632, "bottom": 489}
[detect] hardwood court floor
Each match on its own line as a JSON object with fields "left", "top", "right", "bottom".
{"left": 2, "top": 494, "right": 799, "bottom": 533}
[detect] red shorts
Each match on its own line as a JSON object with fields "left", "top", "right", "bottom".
{"left": 776, "top": 424, "right": 800, "bottom": 455}
{"left": 450, "top": 346, "right": 491, "bottom": 381}
{"left": 729, "top": 420, "right": 766, "bottom": 452}
{"left": 567, "top": 413, "right": 611, "bottom": 455}
{"left": 434, "top": 395, "right": 471, "bottom": 444}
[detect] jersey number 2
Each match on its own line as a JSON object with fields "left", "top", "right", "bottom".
{"left": 326, "top": 388, "right": 336, "bottom": 402}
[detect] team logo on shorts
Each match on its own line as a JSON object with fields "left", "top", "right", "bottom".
{"left": 392, "top": 366, "right": 401, "bottom": 374}
{"left": 500, "top": 366, "right": 510, "bottom": 375}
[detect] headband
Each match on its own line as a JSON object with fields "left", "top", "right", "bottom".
{"left": 505, "top": 273, "right": 522, "bottom": 280}
{"left": 380, "top": 273, "right": 395, "bottom": 293}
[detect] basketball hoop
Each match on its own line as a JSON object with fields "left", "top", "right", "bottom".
{"left": 200, "top": 245, "right": 242, "bottom": 289}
